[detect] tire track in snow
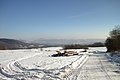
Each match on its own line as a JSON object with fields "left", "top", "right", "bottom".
{"left": 54, "top": 54, "right": 89, "bottom": 80}
{"left": 63, "top": 54, "right": 89, "bottom": 80}
{"left": 97, "top": 54, "right": 113, "bottom": 80}
{"left": 8, "top": 51, "right": 43, "bottom": 69}
{"left": 0, "top": 52, "right": 43, "bottom": 79}
{"left": 71, "top": 52, "right": 120, "bottom": 80}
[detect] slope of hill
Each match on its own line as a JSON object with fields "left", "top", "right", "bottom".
{"left": 0, "top": 38, "right": 28, "bottom": 50}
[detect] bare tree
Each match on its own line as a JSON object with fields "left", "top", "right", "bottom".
{"left": 105, "top": 25, "right": 120, "bottom": 52}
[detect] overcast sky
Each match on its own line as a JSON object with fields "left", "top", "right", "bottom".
{"left": 0, "top": 0, "right": 120, "bottom": 40}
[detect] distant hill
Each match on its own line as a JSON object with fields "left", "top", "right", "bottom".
{"left": 0, "top": 38, "right": 29, "bottom": 50}
{"left": 33, "top": 39, "right": 105, "bottom": 46}
{"left": 0, "top": 38, "right": 105, "bottom": 50}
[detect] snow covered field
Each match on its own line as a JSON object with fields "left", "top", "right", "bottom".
{"left": 0, "top": 47, "right": 120, "bottom": 80}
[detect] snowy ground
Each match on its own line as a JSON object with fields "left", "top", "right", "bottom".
{"left": 0, "top": 47, "right": 120, "bottom": 80}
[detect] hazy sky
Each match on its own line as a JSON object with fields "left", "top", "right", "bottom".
{"left": 0, "top": 0, "right": 120, "bottom": 40}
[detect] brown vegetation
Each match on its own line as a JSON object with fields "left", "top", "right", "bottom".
{"left": 0, "top": 44, "right": 6, "bottom": 50}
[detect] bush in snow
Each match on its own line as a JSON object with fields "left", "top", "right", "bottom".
{"left": 105, "top": 25, "right": 120, "bottom": 52}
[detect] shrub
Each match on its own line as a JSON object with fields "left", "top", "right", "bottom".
{"left": 105, "top": 25, "right": 120, "bottom": 52}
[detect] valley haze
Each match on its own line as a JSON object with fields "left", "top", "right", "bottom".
{"left": 33, "top": 38, "right": 105, "bottom": 45}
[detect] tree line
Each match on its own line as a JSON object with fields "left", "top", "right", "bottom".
{"left": 64, "top": 42, "right": 104, "bottom": 49}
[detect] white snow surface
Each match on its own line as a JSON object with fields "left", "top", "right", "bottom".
{"left": 0, "top": 47, "right": 120, "bottom": 80}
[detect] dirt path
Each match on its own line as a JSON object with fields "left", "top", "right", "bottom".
{"left": 67, "top": 53, "right": 120, "bottom": 80}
